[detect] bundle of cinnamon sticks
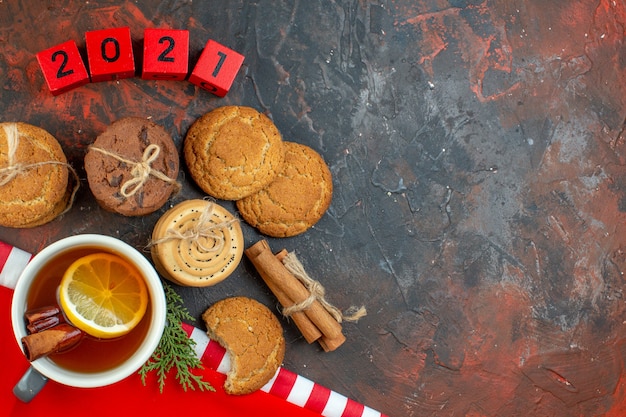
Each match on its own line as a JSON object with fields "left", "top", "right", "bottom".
{"left": 246, "top": 240, "right": 363, "bottom": 352}
{"left": 21, "top": 306, "right": 84, "bottom": 361}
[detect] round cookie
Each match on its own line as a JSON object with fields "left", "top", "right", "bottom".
{"left": 184, "top": 106, "right": 284, "bottom": 200}
{"left": 202, "top": 297, "right": 285, "bottom": 395}
{"left": 236, "top": 142, "right": 333, "bottom": 237}
{"left": 84, "top": 117, "right": 179, "bottom": 216}
{"left": 0, "top": 122, "right": 70, "bottom": 228}
{"left": 151, "top": 199, "right": 243, "bottom": 287}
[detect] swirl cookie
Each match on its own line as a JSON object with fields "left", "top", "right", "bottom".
{"left": 184, "top": 106, "right": 284, "bottom": 200}
{"left": 150, "top": 199, "right": 243, "bottom": 287}
{"left": 0, "top": 122, "right": 72, "bottom": 228}
{"left": 84, "top": 117, "right": 180, "bottom": 216}
{"left": 202, "top": 297, "right": 285, "bottom": 395}
{"left": 236, "top": 142, "right": 333, "bottom": 237}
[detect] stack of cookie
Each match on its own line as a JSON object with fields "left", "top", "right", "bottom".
{"left": 150, "top": 199, "right": 244, "bottom": 287}
{"left": 184, "top": 105, "right": 333, "bottom": 238}
{"left": 84, "top": 117, "right": 180, "bottom": 216}
{"left": 0, "top": 122, "right": 74, "bottom": 228}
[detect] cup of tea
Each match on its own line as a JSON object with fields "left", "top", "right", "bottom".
{"left": 11, "top": 234, "right": 167, "bottom": 402}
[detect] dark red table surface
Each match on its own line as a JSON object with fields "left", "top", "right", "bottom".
{"left": 2, "top": 1, "right": 626, "bottom": 416}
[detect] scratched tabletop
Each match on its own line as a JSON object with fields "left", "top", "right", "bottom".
{"left": 2, "top": 1, "right": 626, "bottom": 416}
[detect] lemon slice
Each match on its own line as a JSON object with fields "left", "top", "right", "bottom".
{"left": 59, "top": 252, "right": 149, "bottom": 339}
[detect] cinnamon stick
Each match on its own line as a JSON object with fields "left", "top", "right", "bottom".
{"left": 24, "top": 305, "right": 61, "bottom": 325}
{"left": 27, "top": 314, "right": 65, "bottom": 334}
{"left": 245, "top": 240, "right": 345, "bottom": 351}
{"left": 25, "top": 305, "right": 66, "bottom": 334}
{"left": 271, "top": 249, "right": 325, "bottom": 344}
{"left": 279, "top": 248, "right": 345, "bottom": 350}
{"left": 247, "top": 245, "right": 322, "bottom": 343}
{"left": 21, "top": 323, "right": 85, "bottom": 361}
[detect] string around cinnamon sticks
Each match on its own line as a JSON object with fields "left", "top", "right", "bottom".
{"left": 245, "top": 240, "right": 366, "bottom": 352}
{"left": 280, "top": 251, "right": 367, "bottom": 323}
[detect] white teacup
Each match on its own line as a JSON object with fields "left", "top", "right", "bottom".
{"left": 11, "top": 234, "right": 166, "bottom": 401}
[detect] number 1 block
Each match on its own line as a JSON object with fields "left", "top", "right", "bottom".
{"left": 85, "top": 27, "right": 135, "bottom": 82}
{"left": 36, "top": 40, "right": 90, "bottom": 95}
{"left": 142, "top": 28, "right": 189, "bottom": 80}
{"left": 189, "top": 39, "right": 244, "bottom": 97}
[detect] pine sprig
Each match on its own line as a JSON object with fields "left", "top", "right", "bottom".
{"left": 139, "top": 281, "right": 214, "bottom": 393}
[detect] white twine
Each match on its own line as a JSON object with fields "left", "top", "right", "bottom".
{"left": 0, "top": 123, "right": 22, "bottom": 186}
{"left": 281, "top": 252, "right": 367, "bottom": 323}
{"left": 150, "top": 201, "right": 238, "bottom": 253}
{"left": 89, "top": 143, "right": 180, "bottom": 197}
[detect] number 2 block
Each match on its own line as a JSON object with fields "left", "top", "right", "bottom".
{"left": 85, "top": 27, "right": 135, "bottom": 82}
{"left": 36, "top": 40, "right": 90, "bottom": 95}
{"left": 142, "top": 28, "right": 189, "bottom": 80}
{"left": 189, "top": 39, "right": 244, "bottom": 97}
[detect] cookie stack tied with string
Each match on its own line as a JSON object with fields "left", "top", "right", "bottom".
{"left": 150, "top": 199, "right": 244, "bottom": 287}
{"left": 0, "top": 122, "right": 78, "bottom": 228}
{"left": 84, "top": 117, "right": 181, "bottom": 216}
{"left": 183, "top": 105, "right": 333, "bottom": 238}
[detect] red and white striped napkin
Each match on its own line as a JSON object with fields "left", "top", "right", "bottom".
{"left": 183, "top": 324, "right": 386, "bottom": 417}
{"left": 0, "top": 241, "right": 32, "bottom": 289}
{"left": 0, "top": 240, "right": 387, "bottom": 417}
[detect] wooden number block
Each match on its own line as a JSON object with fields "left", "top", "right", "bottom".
{"left": 189, "top": 39, "right": 244, "bottom": 97}
{"left": 85, "top": 27, "right": 135, "bottom": 82}
{"left": 142, "top": 28, "right": 189, "bottom": 80}
{"left": 36, "top": 40, "right": 90, "bottom": 95}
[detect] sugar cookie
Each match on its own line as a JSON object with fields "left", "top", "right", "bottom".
{"left": 236, "top": 142, "right": 332, "bottom": 237}
{"left": 202, "top": 297, "right": 285, "bottom": 395}
{"left": 184, "top": 106, "right": 284, "bottom": 200}
{"left": 0, "top": 122, "right": 71, "bottom": 228}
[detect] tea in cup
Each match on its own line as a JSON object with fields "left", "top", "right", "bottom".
{"left": 11, "top": 234, "right": 166, "bottom": 401}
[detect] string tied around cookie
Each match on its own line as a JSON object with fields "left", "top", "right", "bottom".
{"left": 89, "top": 143, "right": 181, "bottom": 198}
{"left": 0, "top": 123, "right": 80, "bottom": 217}
{"left": 281, "top": 252, "right": 367, "bottom": 323}
{"left": 149, "top": 200, "right": 238, "bottom": 253}
{"left": 0, "top": 123, "right": 20, "bottom": 186}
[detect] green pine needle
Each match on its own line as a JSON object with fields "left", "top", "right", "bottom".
{"left": 139, "top": 281, "right": 214, "bottom": 393}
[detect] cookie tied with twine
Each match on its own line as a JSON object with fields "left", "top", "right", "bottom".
{"left": 0, "top": 122, "right": 79, "bottom": 228}
{"left": 150, "top": 199, "right": 244, "bottom": 287}
{"left": 84, "top": 117, "right": 180, "bottom": 216}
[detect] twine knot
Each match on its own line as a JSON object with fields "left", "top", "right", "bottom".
{"left": 281, "top": 252, "right": 367, "bottom": 323}
{"left": 89, "top": 143, "right": 180, "bottom": 198}
{"left": 0, "top": 163, "right": 22, "bottom": 186}
{"left": 150, "top": 201, "right": 238, "bottom": 253}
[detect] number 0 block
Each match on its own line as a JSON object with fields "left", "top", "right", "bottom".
{"left": 142, "top": 28, "right": 189, "bottom": 80}
{"left": 36, "top": 40, "right": 90, "bottom": 95}
{"left": 189, "top": 39, "right": 244, "bottom": 97}
{"left": 85, "top": 27, "right": 135, "bottom": 82}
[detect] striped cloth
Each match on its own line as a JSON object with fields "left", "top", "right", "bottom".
{"left": 1, "top": 240, "right": 387, "bottom": 417}
{"left": 184, "top": 324, "right": 387, "bottom": 417}
{"left": 0, "top": 241, "right": 32, "bottom": 289}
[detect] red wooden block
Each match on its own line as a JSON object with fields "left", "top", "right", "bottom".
{"left": 142, "top": 28, "right": 189, "bottom": 80}
{"left": 36, "top": 40, "right": 90, "bottom": 95}
{"left": 189, "top": 39, "right": 244, "bottom": 97}
{"left": 85, "top": 27, "right": 135, "bottom": 82}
